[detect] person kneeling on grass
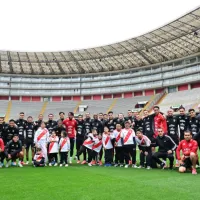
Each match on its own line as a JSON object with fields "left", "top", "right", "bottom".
{"left": 176, "top": 131, "right": 198, "bottom": 175}
{"left": 102, "top": 127, "right": 114, "bottom": 167}
{"left": 135, "top": 129, "right": 152, "bottom": 169}
{"left": 33, "top": 147, "right": 45, "bottom": 167}
{"left": 152, "top": 127, "right": 176, "bottom": 170}
{"left": 4, "top": 135, "right": 23, "bottom": 168}
{"left": 48, "top": 131, "right": 59, "bottom": 166}
{"left": 77, "top": 129, "right": 97, "bottom": 167}
{"left": 0, "top": 137, "right": 5, "bottom": 168}
{"left": 59, "top": 131, "right": 70, "bottom": 167}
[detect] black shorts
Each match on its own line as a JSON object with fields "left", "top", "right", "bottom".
{"left": 25, "top": 141, "right": 34, "bottom": 149}
{"left": 180, "top": 157, "right": 192, "bottom": 169}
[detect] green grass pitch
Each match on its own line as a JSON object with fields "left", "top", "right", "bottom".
{"left": 0, "top": 162, "right": 200, "bottom": 200}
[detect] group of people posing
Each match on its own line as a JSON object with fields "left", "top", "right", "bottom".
{"left": 0, "top": 105, "right": 200, "bottom": 174}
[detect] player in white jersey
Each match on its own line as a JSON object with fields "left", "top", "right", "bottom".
{"left": 121, "top": 121, "right": 136, "bottom": 168}
{"left": 113, "top": 124, "right": 124, "bottom": 167}
{"left": 77, "top": 129, "right": 97, "bottom": 166}
{"left": 34, "top": 122, "right": 49, "bottom": 164}
{"left": 102, "top": 127, "right": 114, "bottom": 167}
{"left": 59, "top": 131, "right": 70, "bottom": 167}
{"left": 48, "top": 131, "right": 59, "bottom": 166}
{"left": 33, "top": 147, "right": 45, "bottom": 167}
{"left": 136, "top": 129, "right": 152, "bottom": 169}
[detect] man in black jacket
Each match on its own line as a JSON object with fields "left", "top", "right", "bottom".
{"left": 166, "top": 109, "right": 180, "bottom": 167}
{"left": 188, "top": 109, "right": 200, "bottom": 137}
{"left": 177, "top": 106, "right": 189, "bottom": 141}
{"left": 0, "top": 117, "right": 8, "bottom": 141}
{"left": 152, "top": 127, "right": 176, "bottom": 169}
{"left": 91, "top": 114, "right": 103, "bottom": 135}
{"left": 5, "top": 135, "right": 23, "bottom": 167}
{"left": 4, "top": 119, "right": 19, "bottom": 144}
{"left": 76, "top": 115, "right": 86, "bottom": 163}
{"left": 58, "top": 112, "right": 65, "bottom": 122}
{"left": 84, "top": 112, "right": 92, "bottom": 135}
{"left": 105, "top": 111, "right": 117, "bottom": 133}
{"left": 25, "top": 116, "right": 35, "bottom": 164}
{"left": 53, "top": 120, "right": 65, "bottom": 139}
{"left": 46, "top": 114, "right": 57, "bottom": 135}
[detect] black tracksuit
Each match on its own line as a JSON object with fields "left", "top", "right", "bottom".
{"left": 53, "top": 125, "right": 65, "bottom": 139}
{"left": 34, "top": 120, "right": 43, "bottom": 131}
{"left": 84, "top": 118, "right": 92, "bottom": 135}
{"left": 143, "top": 116, "right": 154, "bottom": 143}
{"left": 91, "top": 119, "right": 103, "bottom": 135}
{"left": 4, "top": 126, "right": 19, "bottom": 144}
{"left": 177, "top": 114, "right": 189, "bottom": 141}
{"left": 0, "top": 122, "right": 8, "bottom": 142}
{"left": 138, "top": 145, "right": 152, "bottom": 167}
{"left": 5, "top": 140, "right": 22, "bottom": 160}
{"left": 152, "top": 135, "right": 176, "bottom": 168}
{"left": 25, "top": 122, "right": 35, "bottom": 149}
{"left": 76, "top": 120, "right": 86, "bottom": 160}
{"left": 188, "top": 117, "right": 200, "bottom": 137}
{"left": 105, "top": 118, "right": 117, "bottom": 133}
{"left": 166, "top": 115, "right": 179, "bottom": 145}
{"left": 46, "top": 120, "right": 57, "bottom": 135}
{"left": 134, "top": 119, "right": 143, "bottom": 133}
{"left": 15, "top": 119, "right": 27, "bottom": 146}
{"left": 115, "top": 118, "right": 125, "bottom": 129}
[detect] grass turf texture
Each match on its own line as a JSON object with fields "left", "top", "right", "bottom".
{"left": 0, "top": 163, "right": 200, "bottom": 200}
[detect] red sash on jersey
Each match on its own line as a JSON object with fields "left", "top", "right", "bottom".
{"left": 83, "top": 140, "right": 93, "bottom": 146}
{"left": 105, "top": 136, "right": 110, "bottom": 146}
{"left": 116, "top": 131, "right": 122, "bottom": 142}
{"left": 60, "top": 138, "right": 67, "bottom": 150}
{"left": 92, "top": 141, "right": 102, "bottom": 150}
{"left": 49, "top": 142, "right": 54, "bottom": 153}
{"left": 36, "top": 154, "right": 43, "bottom": 161}
{"left": 37, "top": 129, "right": 47, "bottom": 142}
{"left": 124, "top": 129, "right": 132, "bottom": 144}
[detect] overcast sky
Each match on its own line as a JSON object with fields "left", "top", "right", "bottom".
{"left": 0, "top": 0, "right": 199, "bottom": 52}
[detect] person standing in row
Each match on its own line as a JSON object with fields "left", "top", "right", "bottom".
{"left": 63, "top": 112, "right": 77, "bottom": 164}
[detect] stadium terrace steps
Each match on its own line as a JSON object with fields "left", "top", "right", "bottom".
{"left": 74, "top": 100, "right": 82, "bottom": 114}
{"left": 4, "top": 101, "right": 12, "bottom": 122}
{"left": 78, "top": 99, "right": 113, "bottom": 115}
{"left": 106, "top": 99, "right": 118, "bottom": 114}
{"left": 43, "top": 101, "right": 78, "bottom": 120}
{"left": 159, "top": 88, "right": 200, "bottom": 113}
{"left": 111, "top": 96, "right": 152, "bottom": 115}
{"left": 40, "top": 101, "right": 48, "bottom": 115}
{"left": 9, "top": 101, "right": 43, "bottom": 120}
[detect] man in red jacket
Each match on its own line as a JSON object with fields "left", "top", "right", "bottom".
{"left": 0, "top": 138, "right": 5, "bottom": 167}
{"left": 176, "top": 131, "right": 198, "bottom": 175}
{"left": 152, "top": 106, "right": 167, "bottom": 138}
{"left": 63, "top": 112, "right": 77, "bottom": 164}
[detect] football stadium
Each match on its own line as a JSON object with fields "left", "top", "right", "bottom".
{"left": 1, "top": 1, "right": 200, "bottom": 200}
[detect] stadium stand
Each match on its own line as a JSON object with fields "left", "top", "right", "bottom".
{"left": 0, "top": 8, "right": 200, "bottom": 118}
{"left": 43, "top": 101, "right": 78, "bottom": 120}
{"left": 159, "top": 88, "right": 200, "bottom": 113}
{"left": 8, "top": 101, "right": 43, "bottom": 120}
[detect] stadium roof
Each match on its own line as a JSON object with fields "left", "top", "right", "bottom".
{"left": 0, "top": 7, "right": 200, "bottom": 75}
